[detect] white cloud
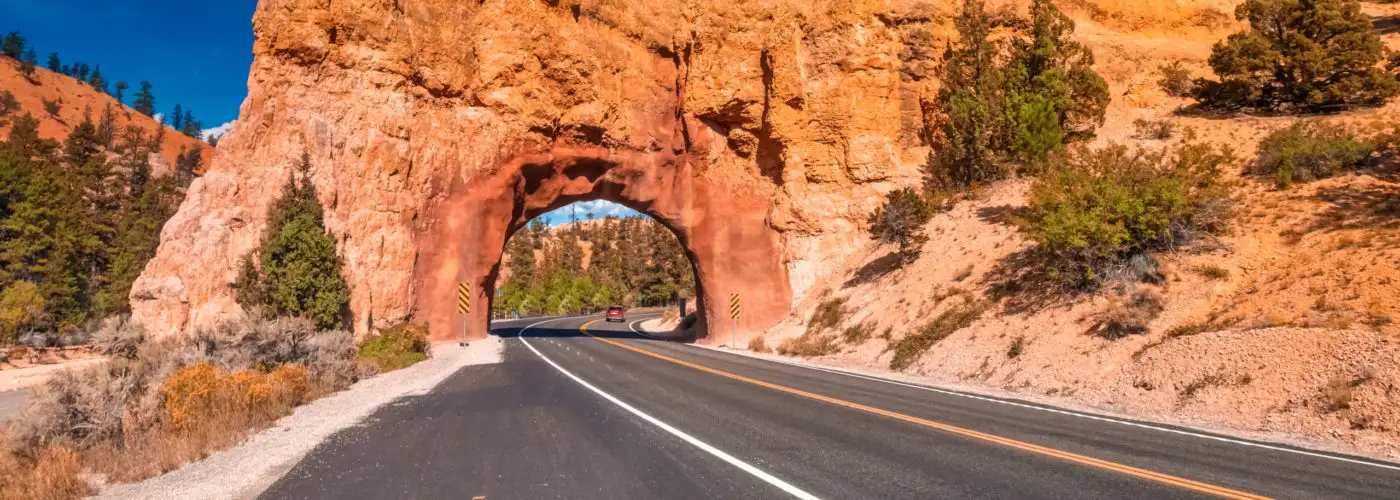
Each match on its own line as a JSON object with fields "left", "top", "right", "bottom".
{"left": 152, "top": 112, "right": 164, "bottom": 125}
{"left": 201, "top": 121, "right": 234, "bottom": 141}
{"left": 541, "top": 200, "right": 644, "bottom": 225}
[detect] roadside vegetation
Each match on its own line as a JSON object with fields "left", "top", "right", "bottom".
{"left": 1190, "top": 0, "right": 1398, "bottom": 112}
{"left": 1253, "top": 122, "right": 1393, "bottom": 188}
{"left": 494, "top": 216, "right": 695, "bottom": 318}
{"left": 890, "top": 297, "right": 988, "bottom": 371}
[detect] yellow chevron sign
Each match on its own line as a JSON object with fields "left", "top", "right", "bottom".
{"left": 729, "top": 293, "right": 741, "bottom": 320}
{"left": 457, "top": 283, "right": 471, "bottom": 314}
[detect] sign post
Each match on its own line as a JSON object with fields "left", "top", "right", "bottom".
{"left": 728, "top": 293, "right": 741, "bottom": 349}
{"left": 457, "top": 282, "right": 471, "bottom": 347}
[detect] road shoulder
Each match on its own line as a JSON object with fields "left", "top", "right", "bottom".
{"left": 96, "top": 337, "right": 504, "bottom": 500}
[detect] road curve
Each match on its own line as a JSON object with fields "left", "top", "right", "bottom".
{"left": 260, "top": 313, "right": 1400, "bottom": 499}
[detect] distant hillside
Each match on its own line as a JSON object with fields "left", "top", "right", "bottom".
{"left": 0, "top": 57, "right": 212, "bottom": 176}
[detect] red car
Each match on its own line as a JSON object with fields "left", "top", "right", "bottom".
{"left": 605, "top": 306, "right": 626, "bottom": 322}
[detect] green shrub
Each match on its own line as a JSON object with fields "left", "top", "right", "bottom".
{"left": 1193, "top": 0, "right": 1398, "bottom": 111}
{"left": 1022, "top": 139, "right": 1233, "bottom": 288}
{"left": 1254, "top": 122, "right": 1374, "bottom": 188}
{"left": 357, "top": 323, "right": 430, "bottom": 374}
{"left": 1157, "top": 61, "right": 1194, "bottom": 97}
{"left": 867, "top": 188, "right": 933, "bottom": 263}
{"left": 890, "top": 298, "right": 987, "bottom": 370}
{"left": 1007, "top": 335, "right": 1025, "bottom": 358}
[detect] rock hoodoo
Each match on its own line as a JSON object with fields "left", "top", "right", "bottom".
{"left": 132, "top": 0, "right": 945, "bottom": 341}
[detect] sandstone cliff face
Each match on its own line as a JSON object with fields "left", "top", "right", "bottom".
{"left": 132, "top": 0, "right": 965, "bottom": 340}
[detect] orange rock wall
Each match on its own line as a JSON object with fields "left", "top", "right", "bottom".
{"left": 131, "top": 0, "right": 951, "bottom": 341}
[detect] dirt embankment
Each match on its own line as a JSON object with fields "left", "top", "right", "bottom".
{"left": 759, "top": 0, "right": 1400, "bottom": 460}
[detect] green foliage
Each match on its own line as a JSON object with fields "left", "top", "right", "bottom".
{"left": 41, "top": 98, "right": 60, "bottom": 117}
{"left": 1194, "top": 0, "right": 1398, "bottom": 111}
{"left": 0, "top": 31, "right": 24, "bottom": 59}
{"left": 87, "top": 65, "right": 106, "bottom": 93}
{"left": 1022, "top": 139, "right": 1234, "bottom": 288}
{"left": 867, "top": 188, "right": 933, "bottom": 263}
{"left": 1254, "top": 121, "right": 1374, "bottom": 188}
{"left": 890, "top": 298, "right": 987, "bottom": 370}
{"left": 357, "top": 323, "right": 430, "bottom": 373}
{"left": 0, "top": 108, "right": 182, "bottom": 337}
{"left": 46, "top": 52, "right": 59, "bottom": 73}
{"left": 1157, "top": 61, "right": 1194, "bottom": 97}
{"left": 1007, "top": 335, "right": 1024, "bottom": 358}
{"left": 131, "top": 82, "right": 155, "bottom": 117}
{"left": 0, "top": 281, "right": 45, "bottom": 344}
{"left": 928, "top": 0, "right": 1109, "bottom": 189}
{"left": 237, "top": 154, "right": 351, "bottom": 331}
{"left": 493, "top": 214, "right": 695, "bottom": 318}
{"left": 20, "top": 48, "right": 36, "bottom": 78}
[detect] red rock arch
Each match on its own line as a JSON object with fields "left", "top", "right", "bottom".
{"left": 414, "top": 145, "right": 790, "bottom": 343}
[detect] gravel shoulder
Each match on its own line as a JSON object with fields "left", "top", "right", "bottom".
{"left": 96, "top": 336, "right": 504, "bottom": 500}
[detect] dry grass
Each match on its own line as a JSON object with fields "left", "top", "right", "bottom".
{"left": 841, "top": 321, "right": 875, "bottom": 344}
{"left": 1191, "top": 265, "right": 1230, "bottom": 280}
{"left": 1324, "top": 376, "right": 1353, "bottom": 410}
{"left": 806, "top": 297, "right": 849, "bottom": 335}
{"left": 0, "top": 312, "right": 364, "bottom": 499}
{"left": 747, "top": 335, "right": 772, "bottom": 353}
{"left": 889, "top": 298, "right": 988, "bottom": 371}
{"left": 1096, "top": 288, "right": 1164, "bottom": 339}
{"left": 776, "top": 332, "right": 841, "bottom": 357}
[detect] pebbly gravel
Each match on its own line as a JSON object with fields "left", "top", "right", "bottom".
{"left": 96, "top": 336, "right": 504, "bottom": 500}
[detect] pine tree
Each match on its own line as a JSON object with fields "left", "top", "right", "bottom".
{"left": 131, "top": 82, "right": 155, "bottom": 116}
{"left": 180, "top": 109, "right": 200, "bottom": 138}
{"left": 74, "top": 63, "right": 90, "bottom": 82}
{"left": 45, "top": 53, "right": 59, "bottom": 72}
{"left": 20, "top": 48, "right": 36, "bottom": 78}
{"left": 88, "top": 65, "right": 106, "bottom": 93}
{"left": 1194, "top": 0, "right": 1399, "bottom": 110}
{"left": 0, "top": 31, "right": 23, "bottom": 59}
{"left": 171, "top": 104, "right": 183, "bottom": 130}
{"left": 239, "top": 153, "right": 350, "bottom": 330}
{"left": 1000, "top": 0, "right": 1109, "bottom": 159}
{"left": 114, "top": 81, "right": 128, "bottom": 104}
{"left": 929, "top": 0, "right": 1003, "bottom": 189}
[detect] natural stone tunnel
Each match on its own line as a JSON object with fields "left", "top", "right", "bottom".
{"left": 421, "top": 145, "right": 791, "bottom": 342}
{"left": 129, "top": 0, "right": 932, "bottom": 343}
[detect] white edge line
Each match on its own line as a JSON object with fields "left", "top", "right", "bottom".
{"left": 516, "top": 318, "right": 821, "bottom": 500}
{"left": 684, "top": 342, "right": 1400, "bottom": 473}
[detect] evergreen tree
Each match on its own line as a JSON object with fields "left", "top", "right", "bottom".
{"left": 174, "top": 145, "right": 201, "bottom": 186}
{"left": 0, "top": 31, "right": 23, "bottom": 59}
{"left": 46, "top": 53, "right": 59, "bottom": 72}
{"left": 171, "top": 104, "right": 183, "bottom": 130}
{"left": 180, "top": 109, "right": 200, "bottom": 138}
{"left": 88, "top": 65, "right": 106, "bottom": 93}
{"left": 131, "top": 81, "right": 155, "bottom": 116}
{"left": 60, "top": 64, "right": 69, "bottom": 76}
{"left": 114, "top": 81, "right": 128, "bottom": 104}
{"left": 1194, "top": 0, "right": 1398, "bottom": 111}
{"left": 238, "top": 153, "right": 350, "bottom": 330}
{"left": 929, "top": 0, "right": 1003, "bottom": 189}
{"left": 74, "top": 63, "right": 90, "bottom": 82}
{"left": 1000, "top": 0, "right": 1109, "bottom": 159}
{"left": 20, "top": 48, "right": 36, "bottom": 78}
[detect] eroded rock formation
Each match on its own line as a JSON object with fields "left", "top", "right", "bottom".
{"left": 132, "top": 0, "right": 950, "bottom": 341}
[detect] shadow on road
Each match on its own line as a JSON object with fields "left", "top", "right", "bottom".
{"left": 492, "top": 325, "right": 695, "bottom": 343}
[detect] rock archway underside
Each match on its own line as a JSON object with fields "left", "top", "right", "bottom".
{"left": 131, "top": 0, "right": 943, "bottom": 342}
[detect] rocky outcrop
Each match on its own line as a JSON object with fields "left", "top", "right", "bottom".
{"left": 132, "top": 0, "right": 953, "bottom": 341}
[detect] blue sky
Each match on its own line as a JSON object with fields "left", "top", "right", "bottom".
{"left": 2, "top": 1, "right": 644, "bottom": 224}
{"left": 1, "top": 0, "right": 258, "bottom": 134}
{"left": 538, "top": 201, "right": 644, "bottom": 225}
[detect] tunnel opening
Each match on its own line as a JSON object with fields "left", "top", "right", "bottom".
{"left": 490, "top": 202, "right": 700, "bottom": 331}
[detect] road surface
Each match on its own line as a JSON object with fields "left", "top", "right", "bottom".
{"left": 261, "top": 312, "right": 1400, "bottom": 499}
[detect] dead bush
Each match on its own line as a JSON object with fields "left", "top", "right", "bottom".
{"left": 776, "top": 332, "right": 841, "bottom": 357}
{"left": 0, "top": 441, "right": 91, "bottom": 500}
{"left": 1324, "top": 376, "right": 1353, "bottom": 410}
{"left": 1097, "top": 288, "right": 1164, "bottom": 339}
{"left": 90, "top": 316, "right": 145, "bottom": 360}
{"left": 841, "top": 321, "right": 875, "bottom": 344}
{"left": 1157, "top": 61, "right": 1194, "bottom": 97}
{"left": 806, "top": 297, "right": 849, "bottom": 335}
{"left": 1133, "top": 118, "right": 1174, "bottom": 140}
{"left": 746, "top": 335, "right": 772, "bottom": 353}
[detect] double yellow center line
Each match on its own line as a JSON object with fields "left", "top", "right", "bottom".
{"left": 579, "top": 320, "right": 1270, "bottom": 500}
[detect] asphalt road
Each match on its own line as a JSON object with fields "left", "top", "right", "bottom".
{"left": 261, "top": 312, "right": 1400, "bottom": 500}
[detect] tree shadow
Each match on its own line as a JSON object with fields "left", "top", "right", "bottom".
{"left": 982, "top": 248, "right": 1076, "bottom": 316}
{"left": 977, "top": 204, "right": 1027, "bottom": 226}
{"left": 1374, "top": 15, "right": 1400, "bottom": 35}
{"left": 1302, "top": 179, "right": 1400, "bottom": 247}
{"left": 844, "top": 252, "right": 905, "bottom": 288}
{"left": 492, "top": 324, "right": 693, "bottom": 343}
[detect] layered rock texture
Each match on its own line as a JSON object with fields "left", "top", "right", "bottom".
{"left": 132, "top": 0, "right": 950, "bottom": 340}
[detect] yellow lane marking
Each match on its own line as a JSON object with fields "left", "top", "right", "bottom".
{"left": 578, "top": 320, "right": 1270, "bottom": 500}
